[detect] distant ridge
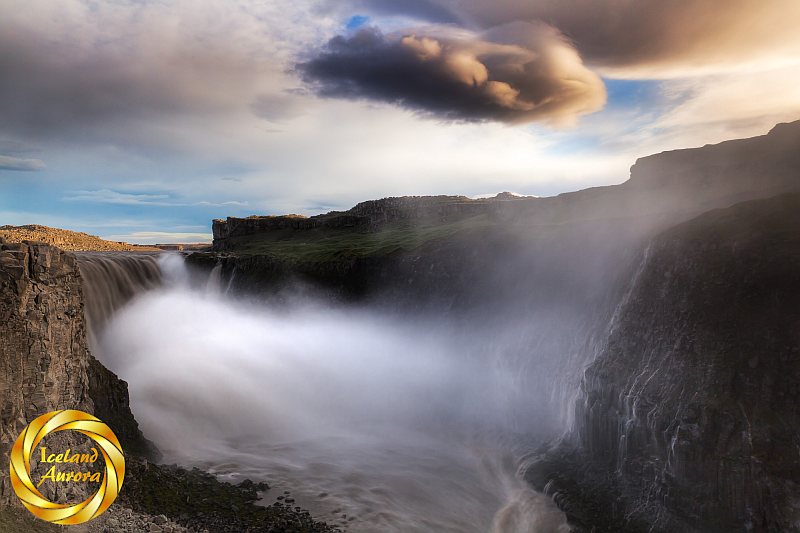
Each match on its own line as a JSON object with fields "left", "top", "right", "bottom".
{"left": 212, "top": 120, "right": 800, "bottom": 252}
{"left": 0, "top": 224, "right": 160, "bottom": 252}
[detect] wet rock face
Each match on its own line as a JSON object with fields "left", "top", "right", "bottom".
{"left": 569, "top": 194, "right": 800, "bottom": 531}
{"left": 0, "top": 240, "right": 154, "bottom": 505}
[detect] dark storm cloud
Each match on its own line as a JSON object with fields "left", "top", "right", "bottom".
{"left": 303, "top": 0, "right": 800, "bottom": 122}
{"left": 300, "top": 25, "right": 605, "bottom": 125}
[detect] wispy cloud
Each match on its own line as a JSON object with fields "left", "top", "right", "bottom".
{"left": 62, "top": 189, "right": 248, "bottom": 207}
{"left": 63, "top": 189, "right": 171, "bottom": 205}
{"left": 0, "top": 155, "right": 45, "bottom": 171}
{"left": 102, "top": 231, "right": 212, "bottom": 245}
{"left": 194, "top": 200, "right": 250, "bottom": 207}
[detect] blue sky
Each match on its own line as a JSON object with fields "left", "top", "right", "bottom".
{"left": 346, "top": 15, "right": 370, "bottom": 30}
{"left": 1, "top": 1, "right": 799, "bottom": 244}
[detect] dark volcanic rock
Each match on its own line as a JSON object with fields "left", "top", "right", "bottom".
{"left": 121, "top": 458, "right": 338, "bottom": 533}
{"left": 87, "top": 357, "right": 160, "bottom": 460}
{"left": 0, "top": 241, "right": 155, "bottom": 504}
{"left": 529, "top": 193, "right": 800, "bottom": 532}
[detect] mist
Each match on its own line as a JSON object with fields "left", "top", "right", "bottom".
{"left": 91, "top": 254, "right": 570, "bottom": 532}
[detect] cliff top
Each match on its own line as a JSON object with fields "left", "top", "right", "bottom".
{"left": 0, "top": 225, "right": 161, "bottom": 252}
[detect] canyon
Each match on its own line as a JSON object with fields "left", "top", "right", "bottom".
{"left": 1, "top": 122, "right": 799, "bottom": 532}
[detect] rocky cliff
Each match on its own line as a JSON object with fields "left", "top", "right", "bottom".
{"left": 211, "top": 194, "right": 523, "bottom": 250}
{"left": 0, "top": 239, "right": 337, "bottom": 532}
{"left": 201, "top": 122, "right": 800, "bottom": 314}
{"left": 197, "top": 122, "right": 800, "bottom": 532}
{"left": 0, "top": 239, "right": 154, "bottom": 505}
{"left": 528, "top": 193, "right": 800, "bottom": 532}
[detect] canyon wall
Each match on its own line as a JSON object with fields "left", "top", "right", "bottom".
{"left": 198, "top": 122, "right": 800, "bottom": 531}
{"left": 529, "top": 193, "right": 800, "bottom": 532}
{"left": 211, "top": 194, "right": 527, "bottom": 250}
{"left": 0, "top": 239, "right": 155, "bottom": 505}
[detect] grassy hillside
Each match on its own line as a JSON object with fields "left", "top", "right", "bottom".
{"left": 222, "top": 214, "right": 495, "bottom": 262}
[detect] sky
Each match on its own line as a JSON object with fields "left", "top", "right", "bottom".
{"left": 1, "top": 1, "right": 799, "bottom": 244}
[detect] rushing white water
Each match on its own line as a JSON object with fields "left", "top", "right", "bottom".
{"left": 91, "top": 254, "right": 569, "bottom": 532}
{"left": 76, "top": 252, "right": 162, "bottom": 333}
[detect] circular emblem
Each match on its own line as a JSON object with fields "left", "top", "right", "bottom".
{"left": 8, "top": 410, "right": 125, "bottom": 525}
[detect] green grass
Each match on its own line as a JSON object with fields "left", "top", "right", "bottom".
{"left": 225, "top": 214, "right": 495, "bottom": 262}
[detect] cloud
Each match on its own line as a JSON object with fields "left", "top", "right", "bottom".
{"left": 1, "top": 0, "right": 799, "bottom": 243}
{"left": 250, "top": 92, "right": 308, "bottom": 123}
{"left": 342, "top": 1, "right": 800, "bottom": 76}
{"left": 63, "top": 190, "right": 173, "bottom": 206}
{"left": 62, "top": 189, "right": 248, "bottom": 208}
{"left": 647, "top": 65, "right": 800, "bottom": 148}
{"left": 102, "top": 232, "right": 212, "bottom": 245}
{"left": 301, "top": 24, "right": 606, "bottom": 125}
{"left": 0, "top": 0, "right": 311, "bottom": 147}
{"left": 0, "top": 155, "right": 45, "bottom": 171}
{"left": 330, "top": 0, "right": 458, "bottom": 24}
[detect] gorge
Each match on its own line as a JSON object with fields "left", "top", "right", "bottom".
{"left": 1, "top": 122, "right": 800, "bottom": 532}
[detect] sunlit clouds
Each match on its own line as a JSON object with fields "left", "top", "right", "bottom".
{"left": 1, "top": 0, "right": 799, "bottom": 243}
{"left": 301, "top": 22, "right": 606, "bottom": 125}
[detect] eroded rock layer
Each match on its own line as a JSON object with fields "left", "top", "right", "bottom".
{"left": 0, "top": 239, "right": 154, "bottom": 505}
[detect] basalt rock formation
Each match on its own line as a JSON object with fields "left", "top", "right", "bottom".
{"left": 0, "top": 239, "right": 155, "bottom": 506}
{"left": 528, "top": 193, "right": 800, "bottom": 532}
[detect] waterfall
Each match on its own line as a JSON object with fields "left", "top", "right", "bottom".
{"left": 76, "top": 252, "right": 164, "bottom": 337}
{"left": 82, "top": 253, "right": 572, "bottom": 532}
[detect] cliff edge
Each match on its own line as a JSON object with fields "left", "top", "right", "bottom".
{"left": 0, "top": 238, "right": 155, "bottom": 505}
